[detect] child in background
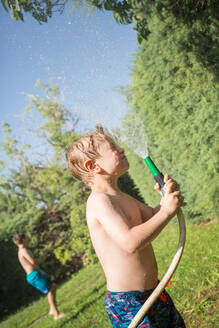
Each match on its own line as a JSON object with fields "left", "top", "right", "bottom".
{"left": 12, "top": 233, "right": 64, "bottom": 320}
{"left": 66, "top": 125, "right": 186, "bottom": 327}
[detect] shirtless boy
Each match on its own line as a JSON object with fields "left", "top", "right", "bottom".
{"left": 12, "top": 233, "right": 64, "bottom": 320}
{"left": 66, "top": 126, "right": 186, "bottom": 327}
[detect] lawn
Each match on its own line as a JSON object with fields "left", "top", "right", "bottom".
{"left": 1, "top": 220, "right": 218, "bottom": 328}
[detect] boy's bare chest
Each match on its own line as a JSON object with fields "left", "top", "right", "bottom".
{"left": 114, "top": 195, "right": 142, "bottom": 227}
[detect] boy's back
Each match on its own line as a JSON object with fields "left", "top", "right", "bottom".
{"left": 18, "top": 247, "right": 39, "bottom": 274}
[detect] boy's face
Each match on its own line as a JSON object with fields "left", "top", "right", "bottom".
{"left": 18, "top": 236, "right": 29, "bottom": 247}
{"left": 95, "top": 137, "right": 129, "bottom": 176}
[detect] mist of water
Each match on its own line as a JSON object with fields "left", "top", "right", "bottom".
{"left": 104, "top": 115, "right": 149, "bottom": 159}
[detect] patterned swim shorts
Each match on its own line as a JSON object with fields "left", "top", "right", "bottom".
{"left": 105, "top": 288, "right": 186, "bottom": 327}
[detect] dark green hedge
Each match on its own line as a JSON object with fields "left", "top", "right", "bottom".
{"left": 124, "top": 10, "right": 219, "bottom": 221}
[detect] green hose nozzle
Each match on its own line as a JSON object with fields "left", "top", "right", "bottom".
{"left": 144, "top": 156, "right": 166, "bottom": 195}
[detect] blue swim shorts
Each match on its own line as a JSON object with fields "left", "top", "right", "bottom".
{"left": 105, "top": 288, "right": 186, "bottom": 328}
{"left": 26, "top": 270, "right": 52, "bottom": 295}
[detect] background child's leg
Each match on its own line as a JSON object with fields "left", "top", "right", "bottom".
{"left": 47, "top": 283, "right": 65, "bottom": 320}
{"left": 47, "top": 283, "right": 59, "bottom": 317}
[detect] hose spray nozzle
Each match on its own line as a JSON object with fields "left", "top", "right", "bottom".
{"left": 144, "top": 156, "right": 166, "bottom": 196}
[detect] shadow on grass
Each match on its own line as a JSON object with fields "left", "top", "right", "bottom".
{"left": 60, "top": 282, "right": 106, "bottom": 325}
{"left": 26, "top": 281, "right": 106, "bottom": 328}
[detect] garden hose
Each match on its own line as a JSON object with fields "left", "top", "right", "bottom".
{"left": 128, "top": 156, "right": 186, "bottom": 328}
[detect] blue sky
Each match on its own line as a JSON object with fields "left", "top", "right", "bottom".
{"left": 0, "top": 5, "right": 137, "bottom": 151}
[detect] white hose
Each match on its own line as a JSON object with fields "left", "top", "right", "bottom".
{"left": 128, "top": 208, "right": 186, "bottom": 328}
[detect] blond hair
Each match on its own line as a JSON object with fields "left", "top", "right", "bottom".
{"left": 66, "top": 125, "right": 107, "bottom": 186}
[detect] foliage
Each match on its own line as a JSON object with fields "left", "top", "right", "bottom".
{"left": 1, "top": 0, "right": 66, "bottom": 22}
{"left": 2, "top": 0, "right": 218, "bottom": 45}
{"left": 123, "top": 10, "right": 219, "bottom": 221}
{"left": 0, "top": 82, "right": 87, "bottom": 315}
{"left": 0, "top": 81, "right": 144, "bottom": 316}
{"left": 87, "top": 0, "right": 219, "bottom": 42}
{"left": 118, "top": 171, "right": 145, "bottom": 203}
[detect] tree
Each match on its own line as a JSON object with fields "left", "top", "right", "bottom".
{"left": 1, "top": 0, "right": 66, "bottom": 22}
{"left": 122, "top": 9, "right": 219, "bottom": 221}
{"left": 90, "top": 0, "right": 219, "bottom": 42}
{"left": 2, "top": 1, "right": 218, "bottom": 43}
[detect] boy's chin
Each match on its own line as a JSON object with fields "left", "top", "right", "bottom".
{"left": 120, "top": 164, "right": 129, "bottom": 174}
{"left": 123, "top": 160, "right": 130, "bottom": 170}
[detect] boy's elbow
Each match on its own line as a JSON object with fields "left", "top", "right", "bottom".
{"left": 124, "top": 242, "right": 148, "bottom": 254}
{"left": 122, "top": 232, "right": 147, "bottom": 254}
{"left": 125, "top": 244, "right": 137, "bottom": 254}
{"left": 122, "top": 236, "right": 138, "bottom": 254}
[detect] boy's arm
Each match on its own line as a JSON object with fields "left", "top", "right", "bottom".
{"left": 22, "top": 248, "right": 48, "bottom": 265}
{"left": 88, "top": 179, "right": 183, "bottom": 254}
{"left": 22, "top": 248, "right": 36, "bottom": 265}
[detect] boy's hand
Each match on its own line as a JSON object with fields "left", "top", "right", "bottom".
{"left": 155, "top": 174, "right": 186, "bottom": 217}
{"left": 154, "top": 173, "right": 180, "bottom": 194}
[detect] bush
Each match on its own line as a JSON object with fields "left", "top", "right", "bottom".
{"left": 124, "top": 10, "right": 219, "bottom": 221}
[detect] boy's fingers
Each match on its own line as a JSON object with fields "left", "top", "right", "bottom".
{"left": 173, "top": 181, "right": 180, "bottom": 191}
{"left": 164, "top": 174, "right": 180, "bottom": 190}
{"left": 173, "top": 191, "right": 181, "bottom": 197}
{"left": 175, "top": 193, "right": 187, "bottom": 207}
{"left": 165, "top": 179, "right": 174, "bottom": 189}
{"left": 164, "top": 173, "right": 169, "bottom": 183}
{"left": 154, "top": 183, "right": 163, "bottom": 196}
{"left": 165, "top": 181, "right": 175, "bottom": 194}
{"left": 179, "top": 195, "right": 186, "bottom": 206}
{"left": 165, "top": 183, "right": 171, "bottom": 194}
{"left": 154, "top": 182, "right": 161, "bottom": 191}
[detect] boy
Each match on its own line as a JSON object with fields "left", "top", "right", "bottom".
{"left": 66, "top": 126, "right": 186, "bottom": 327}
{"left": 12, "top": 233, "right": 64, "bottom": 320}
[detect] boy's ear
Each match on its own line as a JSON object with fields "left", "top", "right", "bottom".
{"left": 84, "top": 160, "right": 102, "bottom": 173}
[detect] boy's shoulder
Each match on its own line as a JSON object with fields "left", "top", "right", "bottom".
{"left": 18, "top": 246, "right": 26, "bottom": 253}
{"left": 18, "top": 247, "right": 26, "bottom": 258}
{"left": 87, "top": 192, "right": 111, "bottom": 208}
{"left": 87, "top": 191, "right": 124, "bottom": 213}
{"left": 86, "top": 191, "right": 136, "bottom": 218}
{"left": 19, "top": 247, "right": 31, "bottom": 256}
{"left": 87, "top": 190, "right": 136, "bottom": 206}
{"left": 86, "top": 192, "right": 110, "bottom": 223}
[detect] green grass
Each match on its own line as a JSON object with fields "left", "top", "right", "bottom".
{"left": 1, "top": 220, "right": 218, "bottom": 328}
